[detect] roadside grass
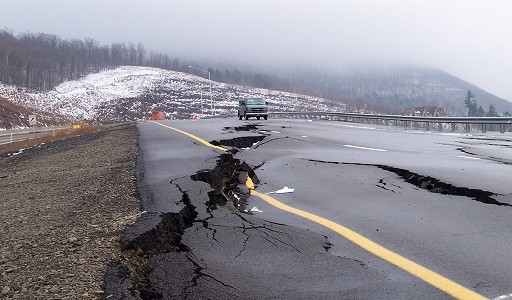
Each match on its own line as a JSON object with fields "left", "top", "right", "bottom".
{"left": 0, "top": 125, "right": 103, "bottom": 155}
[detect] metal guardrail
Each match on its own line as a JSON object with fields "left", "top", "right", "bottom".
{"left": 0, "top": 126, "right": 71, "bottom": 145}
{"left": 269, "top": 111, "right": 512, "bottom": 133}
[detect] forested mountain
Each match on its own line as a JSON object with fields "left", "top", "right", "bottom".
{"left": 0, "top": 30, "right": 178, "bottom": 91}
{"left": 1, "top": 29, "right": 511, "bottom": 119}
{"left": 280, "top": 66, "right": 512, "bottom": 116}
{"left": 0, "top": 30, "right": 288, "bottom": 92}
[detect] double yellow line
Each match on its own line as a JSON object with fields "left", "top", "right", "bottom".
{"left": 152, "top": 121, "right": 487, "bottom": 300}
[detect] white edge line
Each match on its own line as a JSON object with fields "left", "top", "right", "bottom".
{"left": 343, "top": 144, "right": 388, "bottom": 152}
{"left": 457, "top": 155, "right": 481, "bottom": 160}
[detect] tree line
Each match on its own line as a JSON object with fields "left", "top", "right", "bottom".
{"left": 0, "top": 29, "right": 291, "bottom": 94}
{"left": 0, "top": 30, "right": 190, "bottom": 91}
{"left": 464, "top": 90, "right": 510, "bottom": 117}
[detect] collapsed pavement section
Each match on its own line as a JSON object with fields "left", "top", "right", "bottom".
{"left": 103, "top": 128, "right": 443, "bottom": 299}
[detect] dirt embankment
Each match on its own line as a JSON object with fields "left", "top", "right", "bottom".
{"left": 0, "top": 123, "right": 140, "bottom": 299}
{"left": 0, "top": 97, "right": 32, "bottom": 129}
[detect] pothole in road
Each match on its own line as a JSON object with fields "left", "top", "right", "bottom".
{"left": 191, "top": 153, "right": 260, "bottom": 212}
{"left": 123, "top": 153, "right": 261, "bottom": 255}
{"left": 210, "top": 135, "right": 266, "bottom": 150}
{"left": 117, "top": 151, "right": 262, "bottom": 299}
{"left": 306, "top": 159, "right": 510, "bottom": 206}
{"left": 223, "top": 124, "right": 261, "bottom": 131}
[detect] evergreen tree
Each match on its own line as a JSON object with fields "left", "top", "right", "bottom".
{"left": 477, "top": 106, "right": 485, "bottom": 117}
{"left": 464, "top": 90, "right": 477, "bottom": 117}
{"left": 486, "top": 104, "right": 498, "bottom": 117}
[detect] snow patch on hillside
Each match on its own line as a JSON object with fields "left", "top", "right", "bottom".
{"left": 4, "top": 66, "right": 347, "bottom": 121}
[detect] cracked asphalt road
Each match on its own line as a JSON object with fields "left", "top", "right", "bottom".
{"left": 123, "top": 118, "right": 512, "bottom": 299}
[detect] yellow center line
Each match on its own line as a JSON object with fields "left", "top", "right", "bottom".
{"left": 246, "top": 178, "right": 487, "bottom": 300}
{"left": 152, "top": 121, "right": 228, "bottom": 152}
{"left": 151, "top": 120, "right": 487, "bottom": 300}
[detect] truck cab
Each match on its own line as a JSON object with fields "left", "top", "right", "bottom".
{"left": 238, "top": 97, "right": 268, "bottom": 120}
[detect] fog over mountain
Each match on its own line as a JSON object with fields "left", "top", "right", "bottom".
{"left": 2, "top": 26, "right": 512, "bottom": 130}
{"left": 1, "top": 0, "right": 511, "bottom": 101}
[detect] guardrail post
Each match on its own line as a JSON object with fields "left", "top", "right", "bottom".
{"left": 500, "top": 124, "right": 505, "bottom": 134}
{"left": 438, "top": 123, "right": 443, "bottom": 131}
{"left": 465, "top": 124, "right": 470, "bottom": 133}
{"left": 451, "top": 123, "right": 456, "bottom": 132}
{"left": 481, "top": 124, "right": 487, "bottom": 133}
{"left": 426, "top": 122, "right": 430, "bottom": 131}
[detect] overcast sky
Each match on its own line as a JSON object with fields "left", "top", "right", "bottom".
{"left": 1, "top": 0, "right": 511, "bottom": 100}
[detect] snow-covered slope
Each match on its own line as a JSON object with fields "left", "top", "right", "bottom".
{"left": 2, "top": 66, "right": 347, "bottom": 123}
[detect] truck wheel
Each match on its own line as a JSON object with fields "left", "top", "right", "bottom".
{"left": 264, "top": 116, "right": 268, "bottom": 120}
{"left": 257, "top": 116, "right": 260, "bottom": 120}
{"left": 238, "top": 115, "right": 242, "bottom": 120}
{"left": 245, "top": 115, "right": 249, "bottom": 120}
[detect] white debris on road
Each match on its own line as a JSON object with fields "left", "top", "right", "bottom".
{"left": 249, "top": 207, "right": 263, "bottom": 213}
{"left": 266, "top": 186, "right": 295, "bottom": 194}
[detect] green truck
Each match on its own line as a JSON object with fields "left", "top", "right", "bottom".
{"left": 237, "top": 97, "right": 268, "bottom": 120}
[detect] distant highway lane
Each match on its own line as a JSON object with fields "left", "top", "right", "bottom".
{"left": 138, "top": 118, "right": 512, "bottom": 299}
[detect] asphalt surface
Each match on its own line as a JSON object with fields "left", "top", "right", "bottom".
{"left": 131, "top": 118, "right": 512, "bottom": 299}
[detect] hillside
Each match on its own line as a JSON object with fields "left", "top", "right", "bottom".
{"left": 0, "top": 97, "right": 32, "bottom": 129}
{"left": 2, "top": 65, "right": 512, "bottom": 130}
{"left": 0, "top": 66, "right": 346, "bottom": 129}
{"left": 0, "top": 90, "right": 67, "bottom": 130}
{"left": 285, "top": 66, "right": 512, "bottom": 116}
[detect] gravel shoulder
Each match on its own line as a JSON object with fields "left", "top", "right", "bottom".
{"left": 0, "top": 123, "right": 140, "bottom": 299}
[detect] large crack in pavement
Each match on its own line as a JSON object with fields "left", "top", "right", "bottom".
{"left": 210, "top": 136, "right": 266, "bottom": 152}
{"left": 112, "top": 190, "right": 199, "bottom": 299}
{"left": 107, "top": 132, "right": 270, "bottom": 299}
{"left": 107, "top": 129, "right": 467, "bottom": 299}
{"left": 181, "top": 251, "right": 239, "bottom": 298}
{"left": 223, "top": 124, "right": 260, "bottom": 132}
{"left": 457, "top": 147, "right": 512, "bottom": 165}
{"left": 306, "top": 158, "right": 510, "bottom": 206}
{"left": 191, "top": 153, "right": 260, "bottom": 213}
{"left": 120, "top": 191, "right": 198, "bottom": 254}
